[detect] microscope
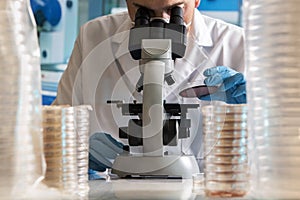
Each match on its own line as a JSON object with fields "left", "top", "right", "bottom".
{"left": 110, "top": 7, "right": 200, "bottom": 179}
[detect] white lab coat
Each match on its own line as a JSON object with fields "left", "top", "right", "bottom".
{"left": 53, "top": 9, "right": 244, "bottom": 163}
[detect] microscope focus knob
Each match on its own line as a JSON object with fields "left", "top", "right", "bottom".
{"left": 165, "top": 74, "right": 175, "bottom": 85}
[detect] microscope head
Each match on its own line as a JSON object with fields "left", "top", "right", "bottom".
{"left": 128, "top": 6, "right": 187, "bottom": 61}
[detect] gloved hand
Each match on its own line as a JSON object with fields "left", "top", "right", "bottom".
{"left": 88, "top": 169, "right": 102, "bottom": 180}
{"left": 199, "top": 66, "right": 246, "bottom": 104}
{"left": 89, "top": 132, "right": 124, "bottom": 172}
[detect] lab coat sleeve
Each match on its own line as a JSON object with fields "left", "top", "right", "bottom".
{"left": 52, "top": 32, "right": 83, "bottom": 105}
{"left": 223, "top": 28, "right": 245, "bottom": 73}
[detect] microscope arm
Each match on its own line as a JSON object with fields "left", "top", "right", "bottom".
{"left": 142, "top": 60, "right": 165, "bottom": 156}
{"left": 141, "top": 39, "right": 173, "bottom": 156}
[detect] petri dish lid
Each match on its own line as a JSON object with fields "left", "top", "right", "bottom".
{"left": 206, "top": 155, "right": 247, "bottom": 164}
{"left": 179, "top": 84, "right": 219, "bottom": 98}
{"left": 259, "top": 166, "right": 300, "bottom": 180}
{"left": 204, "top": 129, "right": 248, "bottom": 138}
{"left": 211, "top": 146, "right": 248, "bottom": 156}
{"left": 257, "top": 155, "right": 300, "bottom": 167}
{"left": 256, "top": 145, "right": 300, "bottom": 157}
{"left": 205, "top": 180, "right": 249, "bottom": 191}
{"left": 205, "top": 138, "right": 247, "bottom": 148}
{"left": 205, "top": 163, "right": 248, "bottom": 173}
{"left": 213, "top": 104, "right": 248, "bottom": 114}
{"left": 205, "top": 172, "right": 249, "bottom": 182}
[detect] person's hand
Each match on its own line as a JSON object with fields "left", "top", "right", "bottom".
{"left": 89, "top": 132, "right": 124, "bottom": 172}
{"left": 199, "top": 66, "right": 246, "bottom": 104}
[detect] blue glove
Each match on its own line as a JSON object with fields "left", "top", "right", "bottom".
{"left": 199, "top": 66, "right": 246, "bottom": 104}
{"left": 88, "top": 169, "right": 102, "bottom": 180}
{"left": 89, "top": 133, "right": 124, "bottom": 172}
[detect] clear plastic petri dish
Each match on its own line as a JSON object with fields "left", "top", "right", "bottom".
{"left": 77, "top": 166, "right": 89, "bottom": 174}
{"left": 205, "top": 138, "right": 247, "bottom": 148}
{"left": 202, "top": 120, "right": 214, "bottom": 127}
{"left": 253, "top": 126, "right": 300, "bottom": 137}
{"left": 256, "top": 151, "right": 300, "bottom": 161}
{"left": 257, "top": 155, "right": 300, "bottom": 167}
{"left": 255, "top": 135, "right": 300, "bottom": 146}
{"left": 62, "top": 158, "right": 77, "bottom": 166}
{"left": 208, "top": 130, "right": 247, "bottom": 139}
{"left": 205, "top": 172, "right": 249, "bottom": 181}
{"left": 213, "top": 104, "right": 247, "bottom": 114}
{"left": 43, "top": 173, "right": 63, "bottom": 181}
{"left": 258, "top": 176, "right": 300, "bottom": 191}
{"left": 43, "top": 133, "right": 62, "bottom": 141}
{"left": 205, "top": 181, "right": 249, "bottom": 197}
{"left": 192, "top": 173, "right": 205, "bottom": 190}
{"left": 206, "top": 155, "right": 247, "bottom": 165}
{"left": 256, "top": 144, "right": 300, "bottom": 156}
{"left": 252, "top": 116, "right": 300, "bottom": 127}
{"left": 45, "top": 161, "right": 63, "bottom": 169}
{"left": 205, "top": 163, "right": 248, "bottom": 173}
{"left": 250, "top": 111, "right": 300, "bottom": 121}
{"left": 77, "top": 160, "right": 89, "bottom": 168}
{"left": 258, "top": 167, "right": 300, "bottom": 185}
{"left": 43, "top": 116, "right": 62, "bottom": 124}
{"left": 211, "top": 146, "right": 248, "bottom": 156}
{"left": 46, "top": 167, "right": 63, "bottom": 175}
{"left": 42, "top": 106, "right": 64, "bottom": 114}
{"left": 77, "top": 142, "right": 89, "bottom": 148}
{"left": 44, "top": 142, "right": 62, "bottom": 149}
{"left": 63, "top": 149, "right": 78, "bottom": 156}
{"left": 77, "top": 151, "right": 88, "bottom": 158}
{"left": 202, "top": 104, "right": 214, "bottom": 112}
{"left": 62, "top": 107, "right": 75, "bottom": 115}
{"left": 43, "top": 124, "right": 62, "bottom": 132}
{"left": 62, "top": 133, "right": 77, "bottom": 140}
{"left": 214, "top": 121, "right": 247, "bottom": 131}
{"left": 214, "top": 114, "right": 248, "bottom": 123}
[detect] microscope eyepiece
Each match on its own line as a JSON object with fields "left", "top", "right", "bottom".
{"left": 170, "top": 6, "right": 184, "bottom": 25}
{"left": 134, "top": 7, "right": 150, "bottom": 26}
{"left": 129, "top": 6, "right": 186, "bottom": 60}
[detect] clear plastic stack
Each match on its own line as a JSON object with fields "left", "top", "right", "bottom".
{"left": 244, "top": 0, "right": 300, "bottom": 199}
{"left": 0, "top": 0, "right": 44, "bottom": 198}
{"left": 42, "top": 105, "right": 90, "bottom": 198}
{"left": 61, "top": 107, "right": 78, "bottom": 194}
{"left": 75, "top": 106, "right": 91, "bottom": 197}
{"left": 202, "top": 104, "right": 249, "bottom": 198}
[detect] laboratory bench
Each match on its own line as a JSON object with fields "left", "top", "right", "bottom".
{"left": 88, "top": 179, "right": 252, "bottom": 200}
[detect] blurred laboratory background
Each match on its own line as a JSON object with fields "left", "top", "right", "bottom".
{"left": 38, "top": 0, "right": 243, "bottom": 105}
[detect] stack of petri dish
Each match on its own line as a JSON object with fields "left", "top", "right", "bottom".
{"left": 0, "top": 3, "right": 19, "bottom": 190}
{"left": 42, "top": 106, "right": 64, "bottom": 190}
{"left": 1, "top": 0, "right": 44, "bottom": 198}
{"left": 61, "top": 107, "right": 78, "bottom": 195}
{"left": 244, "top": 0, "right": 300, "bottom": 198}
{"left": 76, "top": 106, "right": 92, "bottom": 197}
{"left": 202, "top": 104, "right": 249, "bottom": 198}
{"left": 42, "top": 105, "right": 91, "bottom": 198}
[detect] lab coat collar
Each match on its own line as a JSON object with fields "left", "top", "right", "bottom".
{"left": 190, "top": 9, "right": 213, "bottom": 47}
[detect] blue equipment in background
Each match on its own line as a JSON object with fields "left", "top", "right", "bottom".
{"left": 30, "top": 0, "right": 78, "bottom": 105}
{"left": 198, "top": 0, "right": 243, "bottom": 25}
{"left": 30, "top": 0, "right": 62, "bottom": 27}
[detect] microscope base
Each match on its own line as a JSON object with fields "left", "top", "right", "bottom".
{"left": 112, "top": 155, "right": 199, "bottom": 179}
